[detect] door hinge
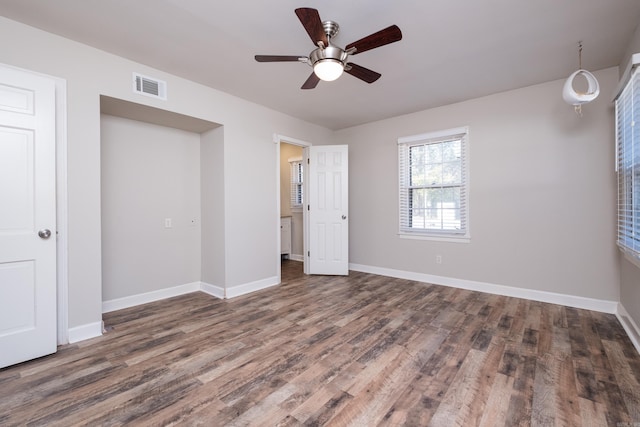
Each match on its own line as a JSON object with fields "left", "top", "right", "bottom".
{"left": 307, "top": 205, "right": 310, "bottom": 211}
{"left": 307, "top": 158, "right": 310, "bottom": 164}
{"left": 307, "top": 251, "right": 310, "bottom": 257}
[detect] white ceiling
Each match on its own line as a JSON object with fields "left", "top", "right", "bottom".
{"left": 1, "top": 0, "right": 639, "bottom": 130}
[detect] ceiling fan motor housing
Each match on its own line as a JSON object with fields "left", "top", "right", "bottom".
{"left": 310, "top": 45, "right": 348, "bottom": 67}
{"left": 322, "top": 20, "right": 340, "bottom": 39}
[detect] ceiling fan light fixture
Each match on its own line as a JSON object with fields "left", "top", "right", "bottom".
{"left": 314, "top": 59, "right": 344, "bottom": 81}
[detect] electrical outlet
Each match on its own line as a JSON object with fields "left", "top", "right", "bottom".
{"left": 164, "top": 218, "right": 172, "bottom": 228}
{"left": 436, "top": 255, "right": 442, "bottom": 264}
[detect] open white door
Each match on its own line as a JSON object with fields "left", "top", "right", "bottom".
{"left": 306, "top": 145, "right": 349, "bottom": 275}
{"left": 0, "top": 65, "right": 57, "bottom": 368}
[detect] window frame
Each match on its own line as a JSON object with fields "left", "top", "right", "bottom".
{"left": 289, "top": 157, "right": 303, "bottom": 212}
{"left": 398, "top": 126, "right": 470, "bottom": 243}
{"left": 615, "top": 66, "right": 640, "bottom": 263}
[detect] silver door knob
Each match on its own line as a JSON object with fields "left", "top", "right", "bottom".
{"left": 38, "top": 229, "right": 51, "bottom": 239}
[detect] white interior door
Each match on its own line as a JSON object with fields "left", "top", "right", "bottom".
{"left": 307, "top": 145, "right": 349, "bottom": 275}
{"left": 0, "top": 65, "right": 57, "bottom": 368}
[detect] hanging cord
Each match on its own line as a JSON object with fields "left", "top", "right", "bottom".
{"left": 575, "top": 41, "right": 583, "bottom": 117}
{"left": 578, "top": 41, "right": 583, "bottom": 70}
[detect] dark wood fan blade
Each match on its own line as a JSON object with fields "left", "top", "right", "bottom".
{"left": 301, "top": 72, "right": 320, "bottom": 90}
{"left": 255, "top": 55, "right": 305, "bottom": 62}
{"left": 295, "top": 8, "right": 328, "bottom": 47}
{"left": 345, "top": 63, "right": 381, "bottom": 84}
{"left": 346, "top": 25, "right": 402, "bottom": 54}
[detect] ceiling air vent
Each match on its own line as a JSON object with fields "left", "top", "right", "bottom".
{"left": 133, "top": 73, "right": 167, "bottom": 100}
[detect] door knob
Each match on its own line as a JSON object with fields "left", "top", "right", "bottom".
{"left": 342, "top": 215, "right": 347, "bottom": 220}
{"left": 38, "top": 229, "right": 52, "bottom": 239}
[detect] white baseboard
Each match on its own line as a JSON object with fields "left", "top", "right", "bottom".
{"left": 68, "top": 321, "right": 103, "bottom": 343}
{"left": 349, "top": 263, "right": 618, "bottom": 314}
{"left": 66, "top": 278, "right": 276, "bottom": 346}
{"left": 102, "top": 282, "right": 201, "bottom": 313}
{"left": 289, "top": 254, "right": 304, "bottom": 262}
{"left": 101, "top": 276, "right": 279, "bottom": 315}
{"left": 617, "top": 303, "right": 640, "bottom": 355}
{"left": 200, "top": 281, "right": 225, "bottom": 299}
{"left": 226, "top": 276, "right": 279, "bottom": 299}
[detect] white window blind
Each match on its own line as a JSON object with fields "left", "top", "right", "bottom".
{"left": 290, "top": 159, "right": 303, "bottom": 209}
{"left": 616, "top": 67, "right": 640, "bottom": 258}
{"left": 398, "top": 127, "right": 469, "bottom": 240}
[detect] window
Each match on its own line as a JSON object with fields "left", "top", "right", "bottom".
{"left": 398, "top": 127, "right": 469, "bottom": 241}
{"left": 290, "top": 159, "right": 303, "bottom": 210}
{"left": 616, "top": 67, "right": 640, "bottom": 259}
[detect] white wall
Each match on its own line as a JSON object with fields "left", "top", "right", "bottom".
{"left": 335, "top": 67, "right": 620, "bottom": 302}
{"left": 0, "top": 17, "right": 333, "bottom": 330}
{"left": 101, "top": 115, "right": 201, "bottom": 300}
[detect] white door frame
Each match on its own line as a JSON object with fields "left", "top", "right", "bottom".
{"left": 2, "top": 63, "right": 69, "bottom": 345}
{"left": 54, "top": 75, "right": 69, "bottom": 345}
{"left": 274, "top": 134, "right": 311, "bottom": 282}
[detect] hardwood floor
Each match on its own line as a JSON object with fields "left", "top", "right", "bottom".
{"left": 1, "top": 260, "right": 639, "bottom": 426}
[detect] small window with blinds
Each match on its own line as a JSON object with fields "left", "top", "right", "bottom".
{"left": 616, "top": 67, "right": 640, "bottom": 260}
{"left": 398, "top": 127, "right": 469, "bottom": 241}
{"left": 290, "top": 159, "right": 303, "bottom": 210}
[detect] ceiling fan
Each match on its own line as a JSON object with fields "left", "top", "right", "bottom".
{"left": 255, "top": 8, "right": 402, "bottom": 89}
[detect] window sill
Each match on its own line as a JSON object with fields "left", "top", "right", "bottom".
{"left": 619, "top": 245, "right": 640, "bottom": 270}
{"left": 398, "top": 232, "right": 470, "bottom": 244}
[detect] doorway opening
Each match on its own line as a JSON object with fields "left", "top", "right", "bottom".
{"left": 276, "top": 136, "right": 311, "bottom": 282}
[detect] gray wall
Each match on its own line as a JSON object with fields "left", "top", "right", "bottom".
{"left": 620, "top": 22, "right": 640, "bottom": 77}
{"left": 201, "top": 127, "right": 226, "bottom": 288}
{"left": 621, "top": 256, "right": 640, "bottom": 325}
{"left": 336, "top": 67, "right": 620, "bottom": 301}
{"left": 290, "top": 211, "right": 304, "bottom": 258}
{"left": 0, "top": 16, "right": 333, "bottom": 329}
{"left": 100, "top": 115, "right": 202, "bottom": 301}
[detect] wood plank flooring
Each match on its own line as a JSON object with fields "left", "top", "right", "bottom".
{"left": 1, "top": 260, "right": 639, "bottom": 426}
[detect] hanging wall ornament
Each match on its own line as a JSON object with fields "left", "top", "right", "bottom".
{"left": 562, "top": 42, "right": 600, "bottom": 116}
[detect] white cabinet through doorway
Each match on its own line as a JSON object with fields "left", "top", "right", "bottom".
{"left": 281, "top": 216, "right": 291, "bottom": 257}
